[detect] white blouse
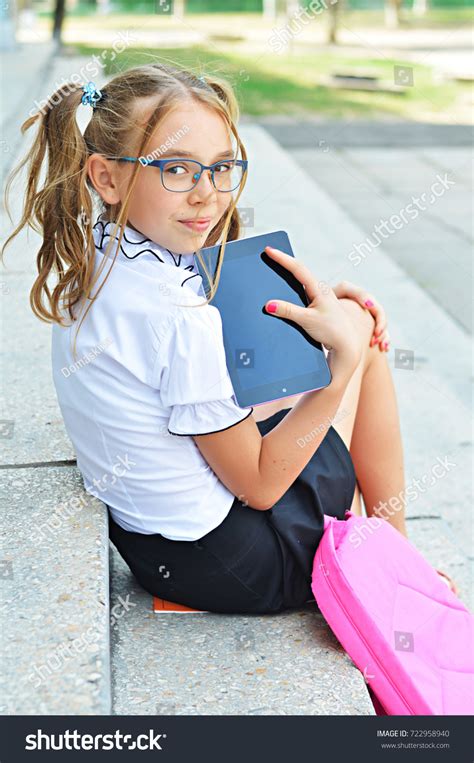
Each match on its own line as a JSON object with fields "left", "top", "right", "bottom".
{"left": 51, "top": 215, "right": 254, "bottom": 540}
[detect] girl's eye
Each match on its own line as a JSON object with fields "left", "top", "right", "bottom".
{"left": 164, "top": 164, "right": 188, "bottom": 175}
{"left": 214, "top": 162, "right": 234, "bottom": 173}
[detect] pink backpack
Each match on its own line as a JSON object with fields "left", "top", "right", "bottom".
{"left": 311, "top": 510, "right": 474, "bottom": 715}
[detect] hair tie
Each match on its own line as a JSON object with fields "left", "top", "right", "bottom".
{"left": 81, "top": 81, "right": 105, "bottom": 109}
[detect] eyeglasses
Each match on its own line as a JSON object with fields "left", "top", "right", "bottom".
{"left": 107, "top": 156, "right": 248, "bottom": 193}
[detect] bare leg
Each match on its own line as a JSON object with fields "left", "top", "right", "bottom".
{"left": 332, "top": 301, "right": 459, "bottom": 593}
{"left": 255, "top": 299, "right": 459, "bottom": 592}
{"left": 329, "top": 299, "right": 408, "bottom": 537}
{"left": 348, "top": 331, "right": 408, "bottom": 536}
{"left": 254, "top": 299, "right": 407, "bottom": 534}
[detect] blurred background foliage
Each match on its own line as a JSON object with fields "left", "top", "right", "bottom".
{"left": 10, "top": 0, "right": 473, "bottom": 122}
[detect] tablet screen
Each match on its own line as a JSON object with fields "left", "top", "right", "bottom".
{"left": 221, "top": 257, "right": 322, "bottom": 392}
{"left": 197, "top": 231, "right": 331, "bottom": 407}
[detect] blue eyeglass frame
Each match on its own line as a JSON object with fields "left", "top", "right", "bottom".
{"left": 108, "top": 156, "right": 248, "bottom": 193}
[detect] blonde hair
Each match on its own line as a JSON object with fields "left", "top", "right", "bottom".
{"left": 1, "top": 62, "right": 248, "bottom": 359}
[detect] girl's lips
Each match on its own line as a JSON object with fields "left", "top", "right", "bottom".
{"left": 179, "top": 219, "right": 211, "bottom": 232}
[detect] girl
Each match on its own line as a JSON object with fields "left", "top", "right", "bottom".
{"left": 2, "top": 63, "right": 457, "bottom": 614}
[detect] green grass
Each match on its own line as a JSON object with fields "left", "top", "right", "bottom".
{"left": 72, "top": 43, "right": 468, "bottom": 122}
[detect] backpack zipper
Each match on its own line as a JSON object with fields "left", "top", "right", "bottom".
{"left": 319, "top": 539, "right": 417, "bottom": 715}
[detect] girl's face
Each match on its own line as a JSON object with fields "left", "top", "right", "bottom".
{"left": 114, "top": 100, "right": 236, "bottom": 254}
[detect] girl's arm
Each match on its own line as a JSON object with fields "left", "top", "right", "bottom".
{"left": 194, "top": 247, "right": 361, "bottom": 510}
{"left": 194, "top": 360, "right": 355, "bottom": 511}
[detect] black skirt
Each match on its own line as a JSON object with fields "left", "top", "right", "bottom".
{"left": 107, "top": 408, "right": 357, "bottom": 615}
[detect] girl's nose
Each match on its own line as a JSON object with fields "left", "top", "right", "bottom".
{"left": 189, "top": 169, "right": 215, "bottom": 197}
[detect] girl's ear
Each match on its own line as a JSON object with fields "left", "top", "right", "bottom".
{"left": 87, "top": 154, "right": 122, "bottom": 205}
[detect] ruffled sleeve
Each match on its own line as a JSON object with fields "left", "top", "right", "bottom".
{"left": 150, "top": 304, "right": 253, "bottom": 436}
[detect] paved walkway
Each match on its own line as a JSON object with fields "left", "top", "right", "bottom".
{"left": 257, "top": 118, "right": 473, "bottom": 334}
{"left": 1, "top": 42, "right": 59, "bottom": 185}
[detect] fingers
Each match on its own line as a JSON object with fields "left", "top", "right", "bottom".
{"left": 371, "top": 329, "right": 390, "bottom": 352}
{"left": 263, "top": 298, "right": 309, "bottom": 325}
{"left": 264, "top": 246, "right": 324, "bottom": 303}
{"left": 365, "top": 299, "right": 389, "bottom": 352}
{"left": 364, "top": 296, "right": 388, "bottom": 351}
{"left": 332, "top": 281, "right": 390, "bottom": 352}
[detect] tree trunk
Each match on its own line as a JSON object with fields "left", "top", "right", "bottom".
{"left": 173, "top": 0, "right": 185, "bottom": 19}
{"left": 0, "top": 0, "right": 18, "bottom": 51}
{"left": 328, "top": 0, "right": 342, "bottom": 44}
{"left": 413, "top": 0, "right": 428, "bottom": 17}
{"left": 52, "top": 0, "right": 66, "bottom": 42}
{"left": 263, "top": 0, "right": 277, "bottom": 21}
{"left": 285, "top": 0, "right": 300, "bottom": 55}
{"left": 385, "top": 0, "right": 401, "bottom": 28}
{"left": 96, "top": 0, "right": 112, "bottom": 15}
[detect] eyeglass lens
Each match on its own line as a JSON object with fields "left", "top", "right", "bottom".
{"left": 161, "top": 159, "right": 244, "bottom": 192}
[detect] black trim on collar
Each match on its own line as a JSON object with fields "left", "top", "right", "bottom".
{"left": 93, "top": 219, "right": 166, "bottom": 263}
{"left": 92, "top": 217, "right": 203, "bottom": 292}
{"left": 181, "top": 273, "right": 201, "bottom": 288}
{"left": 93, "top": 219, "right": 151, "bottom": 245}
{"left": 165, "top": 249, "right": 181, "bottom": 267}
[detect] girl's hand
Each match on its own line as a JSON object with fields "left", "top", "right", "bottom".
{"left": 332, "top": 280, "right": 390, "bottom": 353}
{"left": 263, "top": 246, "right": 363, "bottom": 380}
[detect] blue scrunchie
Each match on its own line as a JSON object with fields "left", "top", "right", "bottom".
{"left": 81, "top": 81, "right": 104, "bottom": 109}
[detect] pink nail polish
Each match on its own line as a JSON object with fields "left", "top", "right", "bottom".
{"left": 266, "top": 301, "right": 278, "bottom": 313}
{"left": 365, "top": 300, "right": 374, "bottom": 307}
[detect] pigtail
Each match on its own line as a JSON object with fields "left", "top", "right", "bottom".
{"left": 2, "top": 61, "right": 250, "bottom": 332}
{"left": 1, "top": 84, "right": 94, "bottom": 325}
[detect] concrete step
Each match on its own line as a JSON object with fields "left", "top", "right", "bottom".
{"left": 405, "top": 516, "right": 473, "bottom": 612}
{"left": 109, "top": 545, "right": 375, "bottom": 715}
{"left": 1, "top": 51, "right": 111, "bottom": 715}
{"left": 110, "top": 514, "right": 473, "bottom": 715}
{"left": 0, "top": 466, "right": 111, "bottom": 714}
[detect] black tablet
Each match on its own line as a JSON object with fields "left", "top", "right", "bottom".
{"left": 197, "top": 231, "right": 332, "bottom": 408}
